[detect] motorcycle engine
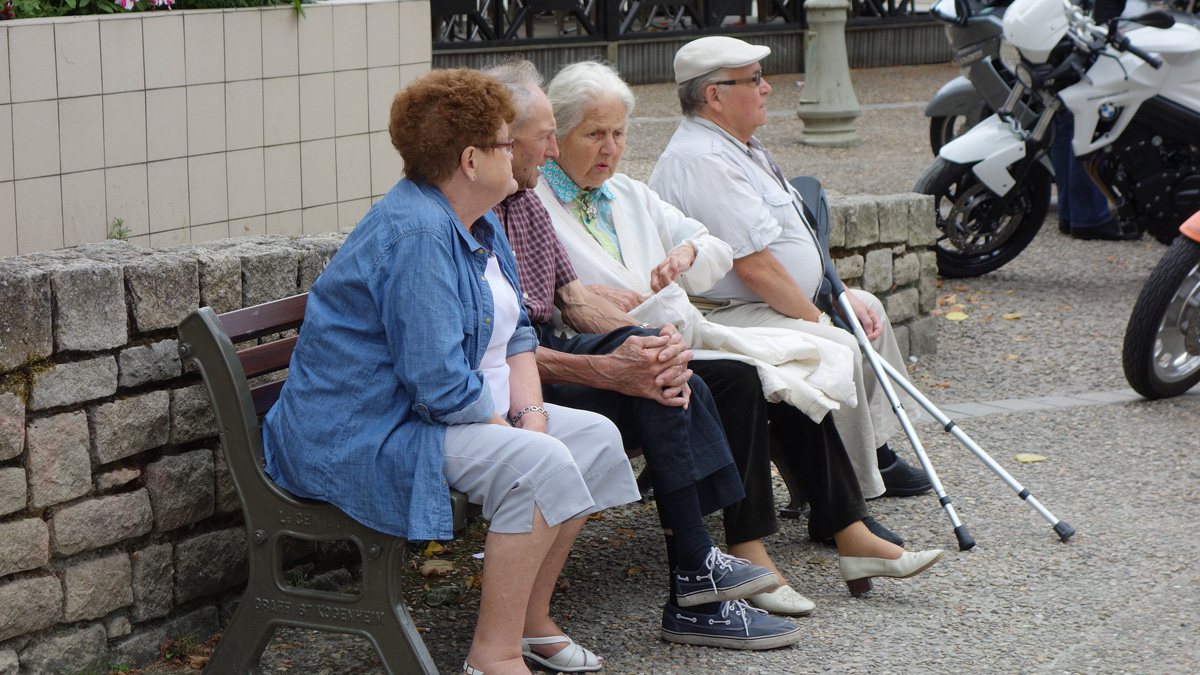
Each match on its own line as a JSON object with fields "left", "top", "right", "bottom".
{"left": 1100, "top": 124, "right": 1200, "bottom": 241}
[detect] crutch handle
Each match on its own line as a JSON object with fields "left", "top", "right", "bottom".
{"left": 954, "top": 525, "right": 976, "bottom": 551}
{"left": 1053, "top": 521, "right": 1076, "bottom": 542}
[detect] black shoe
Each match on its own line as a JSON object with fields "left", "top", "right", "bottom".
{"left": 808, "top": 517, "right": 904, "bottom": 547}
{"left": 879, "top": 455, "right": 933, "bottom": 498}
{"left": 1058, "top": 218, "right": 1070, "bottom": 234}
{"left": 1070, "top": 220, "right": 1141, "bottom": 241}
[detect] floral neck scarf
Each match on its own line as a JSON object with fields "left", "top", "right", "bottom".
{"left": 542, "top": 160, "right": 623, "bottom": 264}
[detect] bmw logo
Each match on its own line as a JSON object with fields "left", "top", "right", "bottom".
{"left": 1098, "top": 102, "right": 1119, "bottom": 120}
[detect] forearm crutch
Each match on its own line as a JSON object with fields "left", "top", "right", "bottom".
{"left": 835, "top": 290, "right": 977, "bottom": 551}
{"left": 871, "top": 356, "right": 1076, "bottom": 543}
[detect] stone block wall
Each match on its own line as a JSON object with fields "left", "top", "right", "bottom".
{"left": 0, "top": 192, "right": 937, "bottom": 669}
{"left": 827, "top": 192, "right": 940, "bottom": 358}
{"left": 0, "top": 233, "right": 343, "bottom": 672}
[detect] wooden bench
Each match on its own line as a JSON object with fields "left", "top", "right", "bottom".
{"left": 177, "top": 292, "right": 468, "bottom": 675}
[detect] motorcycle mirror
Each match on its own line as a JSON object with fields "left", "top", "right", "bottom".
{"left": 1125, "top": 10, "right": 1175, "bottom": 29}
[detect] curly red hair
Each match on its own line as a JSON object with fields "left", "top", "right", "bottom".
{"left": 389, "top": 69, "right": 517, "bottom": 185}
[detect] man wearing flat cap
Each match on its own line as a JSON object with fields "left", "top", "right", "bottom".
{"left": 648, "top": 36, "right": 931, "bottom": 500}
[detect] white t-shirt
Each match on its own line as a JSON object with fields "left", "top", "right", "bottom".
{"left": 480, "top": 253, "right": 520, "bottom": 417}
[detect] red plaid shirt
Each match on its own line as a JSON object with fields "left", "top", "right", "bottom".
{"left": 493, "top": 190, "right": 579, "bottom": 324}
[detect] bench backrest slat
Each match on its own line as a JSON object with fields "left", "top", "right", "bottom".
{"left": 218, "top": 294, "right": 308, "bottom": 343}
{"left": 238, "top": 336, "right": 298, "bottom": 379}
{"left": 251, "top": 379, "right": 288, "bottom": 417}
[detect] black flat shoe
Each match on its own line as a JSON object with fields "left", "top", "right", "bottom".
{"left": 808, "top": 516, "right": 904, "bottom": 547}
{"left": 1071, "top": 220, "right": 1141, "bottom": 241}
{"left": 878, "top": 455, "right": 933, "bottom": 498}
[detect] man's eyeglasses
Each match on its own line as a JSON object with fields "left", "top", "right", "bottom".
{"left": 713, "top": 72, "right": 764, "bottom": 87}
{"left": 477, "top": 139, "right": 515, "bottom": 154}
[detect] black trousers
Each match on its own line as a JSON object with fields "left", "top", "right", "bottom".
{"left": 534, "top": 323, "right": 744, "bottom": 517}
{"left": 690, "top": 360, "right": 869, "bottom": 546}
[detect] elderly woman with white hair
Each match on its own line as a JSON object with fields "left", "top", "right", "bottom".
{"left": 534, "top": 60, "right": 945, "bottom": 605}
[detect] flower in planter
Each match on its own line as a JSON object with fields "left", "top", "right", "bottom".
{"left": 115, "top": 0, "right": 135, "bottom": 8}
{"left": 152, "top": 0, "right": 174, "bottom": 6}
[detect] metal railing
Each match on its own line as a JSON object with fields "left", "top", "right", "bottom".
{"left": 432, "top": 0, "right": 923, "bottom": 47}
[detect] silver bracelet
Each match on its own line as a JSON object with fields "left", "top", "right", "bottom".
{"left": 508, "top": 405, "right": 550, "bottom": 425}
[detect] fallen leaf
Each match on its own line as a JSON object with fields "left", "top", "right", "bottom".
{"left": 982, "top": 316, "right": 993, "bottom": 321}
{"left": 186, "top": 655, "right": 210, "bottom": 669}
{"left": 932, "top": 381, "right": 951, "bottom": 388}
{"left": 420, "top": 560, "right": 455, "bottom": 577}
{"left": 952, "top": 285, "right": 970, "bottom": 292}
{"left": 966, "top": 294, "right": 980, "bottom": 302}
{"left": 981, "top": 304, "right": 991, "bottom": 310}
{"left": 1004, "top": 354, "right": 1020, "bottom": 360}
{"left": 1107, "top": 256, "right": 1116, "bottom": 262}
{"left": 936, "top": 279, "right": 944, "bottom": 287}
{"left": 930, "top": 308, "right": 945, "bottom": 316}
{"left": 464, "top": 571, "right": 484, "bottom": 591}
{"left": 1002, "top": 313, "right": 1022, "bottom": 320}
{"left": 588, "top": 512, "right": 606, "bottom": 520}
{"left": 1058, "top": 305, "right": 1072, "bottom": 310}
{"left": 617, "top": 528, "right": 637, "bottom": 536}
{"left": 936, "top": 293, "right": 958, "bottom": 306}
{"left": 945, "top": 311, "right": 969, "bottom": 321}
{"left": 626, "top": 567, "right": 646, "bottom": 577}
{"left": 423, "top": 541, "right": 444, "bottom": 558}
{"left": 1015, "top": 453, "right": 1048, "bottom": 463}
{"left": 558, "top": 579, "right": 571, "bottom": 591}
{"left": 1013, "top": 336, "right": 1030, "bottom": 342}
{"left": 1005, "top": 289, "right": 1015, "bottom": 294}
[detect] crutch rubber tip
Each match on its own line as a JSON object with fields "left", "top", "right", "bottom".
{"left": 954, "top": 525, "right": 976, "bottom": 551}
{"left": 1053, "top": 521, "right": 1076, "bottom": 542}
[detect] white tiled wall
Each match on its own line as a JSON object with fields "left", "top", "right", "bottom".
{"left": 0, "top": 0, "right": 426, "bottom": 256}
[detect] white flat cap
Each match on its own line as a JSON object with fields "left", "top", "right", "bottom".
{"left": 673, "top": 36, "right": 772, "bottom": 83}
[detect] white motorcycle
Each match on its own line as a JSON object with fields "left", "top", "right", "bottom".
{"left": 913, "top": 0, "right": 1200, "bottom": 277}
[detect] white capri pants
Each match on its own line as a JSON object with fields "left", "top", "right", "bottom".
{"left": 442, "top": 403, "right": 640, "bottom": 534}
{"left": 708, "top": 289, "right": 914, "bottom": 499}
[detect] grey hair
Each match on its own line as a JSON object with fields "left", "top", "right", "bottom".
{"left": 546, "top": 61, "right": 636, "bottom": 141}
{"left": 677, "top": 68, "right": 730, "bottom": 117}
{"left": 482, "top": 58, "right": 545, "bottom": 129}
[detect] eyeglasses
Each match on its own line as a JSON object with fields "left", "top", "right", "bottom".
{"left": 477, "top": 139, "right": 515, "bottom": 154}
{"left": 713, "top": 72, "right": 764, "bottom": 87}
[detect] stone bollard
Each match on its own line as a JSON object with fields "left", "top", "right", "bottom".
{"left": 797, "top": 0, "right": 862, "bottom": 147}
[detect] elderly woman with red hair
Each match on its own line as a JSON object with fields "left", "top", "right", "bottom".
{"left": 261, "top": 69, "right": 640, "bottom": 675}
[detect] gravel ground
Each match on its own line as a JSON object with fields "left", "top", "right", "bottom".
{"left": 129, "top": 63, "right": 1200, "bottom": 675}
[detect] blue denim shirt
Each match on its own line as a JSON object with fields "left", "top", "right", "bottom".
{"left": 262, "top": 178, "right": 537, "bottom": 540}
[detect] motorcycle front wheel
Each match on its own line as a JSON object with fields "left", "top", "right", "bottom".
{"left": 912, "top": 157, "right": 1051, "bottom": 278}
{"left": 1122, "top": 235, "right": 1200, "bottom": 399}
{"left": 929, "top": 106, "right": 991, "bottom": 155}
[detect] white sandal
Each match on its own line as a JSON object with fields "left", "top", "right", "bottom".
{"left": 521, "top": 635, "right": 603, "bottom": 673}
{"left": 463, "top": 661, "right": 484, "bottom": 675}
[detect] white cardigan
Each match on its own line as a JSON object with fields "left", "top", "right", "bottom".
{"left": 534, "top": 174, "right": 857, "bottom": 421}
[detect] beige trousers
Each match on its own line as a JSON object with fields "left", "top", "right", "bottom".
{"left": 707, "top": 289, "right": 913, "bottom": 499}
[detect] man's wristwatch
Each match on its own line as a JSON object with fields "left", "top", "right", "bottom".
{"left": 817, "top": 312, "right": 832, "bottom": 326}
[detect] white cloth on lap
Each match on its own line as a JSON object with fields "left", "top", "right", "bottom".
{"left": 534, "top": 176, "right": 857, "bottom": 422}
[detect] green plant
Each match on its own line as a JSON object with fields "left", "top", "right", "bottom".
{"left": 286, "top": 568, "right": 312, "bottom": 588}
{"left": 107, "top": 664, "right": 132, "bottom": 674}
{"left": 159, "top": 632, "right": 203, "bottom": 662}
{"left": 107, "top": 217, "right": 130, "bottom": 241}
